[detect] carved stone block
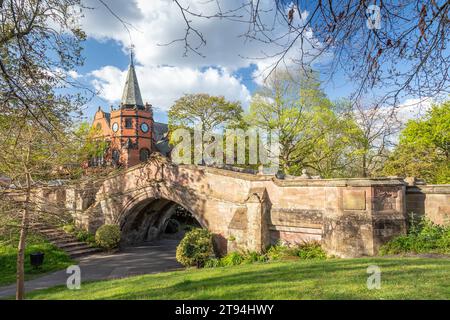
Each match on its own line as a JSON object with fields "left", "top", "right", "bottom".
{"left": 373, "top": 187, "right": 398, "bottom": 212}
{"left": 343, "top": 190, "right": 366, "bottom": 210}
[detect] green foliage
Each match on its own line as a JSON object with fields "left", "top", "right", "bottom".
{"left": 204, "top": 242, "right": 326, "bottom": 269}
{"left": 380, "top": 217, "right": 450, "bottom": 255}
{"left": 95, "top": 225, "right": 121, "bottom": 250}
{"left": 219, "top": 252, "right": 245, "bottom": 266}
{"left": 168, "top": 93, "right": 243, "bottom": 135}
{"left": 62, "top": 224, "right": 96, "bottom": 247}
{"left": 382, "top": 101, "right": 450, "bottom": 183}
{"left": 73, "top": 122, "right": 109, "bottom": 159}
{"left": 176, "top": 228, "right": 214, "bottom": 267}
{"left": 266, "top": 243, "right": 294, "bottom": 260}
{"left": 297, "top": 242, "right": 328, "bottom": 260}
{"left": 62, "top": 224, "right": 75, "bottom": 234}
{"left": 168, "top": 94, "right": 244, "bottom": 165}
{"left": 204, "top": 258, "right": 222, "bottom": 268}
{"left": 267, "top": 241, "right": 327, "bottom": 261}
{"left": 76, "top": 230, "right": 96, "bottom": 246}
{"left": 242, "top": 251, "right": 268, "bottom": 264}
{"left": 0, "top": 232, "right": 73, "bottom": 286}
{"left": 204, "top": 250, "right": 268, "bottom": 268}
{"left": 246, "top": 69, "right": 360, "bottom": 177}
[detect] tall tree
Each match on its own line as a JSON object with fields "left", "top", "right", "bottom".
{"left": 246, "top": 70, "right": 310, "bottom": 174}
{"left": 382, "top": 101, "right": 450, "bottom": 183}
{"left": 0, "top": 0, "right": 87, "bottom": 300}
{"left": 246, "top": 69, "right": 358, "bottom": 177}
{"left": 168, "top": 94, "right": 244, "bottom": 165}
{"left": 168, "top": 93, "right": 243, "bottom": 133}
{"left": 348, "top": 100, "right": 402, "bottom": 177}
{"left": 299, "top": 105, "right": 361, "bottom": 178}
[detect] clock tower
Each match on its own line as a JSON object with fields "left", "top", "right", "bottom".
{"left": 91, "top": 50, "right": 166, "bottom": 168}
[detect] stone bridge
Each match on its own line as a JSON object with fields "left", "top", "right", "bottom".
{"left": 38, "top": 156, "right": 450, "bottom": 258}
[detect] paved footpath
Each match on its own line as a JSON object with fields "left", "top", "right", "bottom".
{"left": 0, "top": 239, "right": 182, "bottom": 299}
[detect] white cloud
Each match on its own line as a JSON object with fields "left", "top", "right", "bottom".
{"left": 68, "top": 70, "right": 82, "bottom": 79}
{"left": 395, "top": 98, "right": 433, "bottom": 124}
{"left": 90, "top": 65, "right": 251, "bottom": 111}
{"left": 82, "top": 0, "right": 284, "bottom": 70}
{"left": 81, "top": 0, "right": 325, "bottom": 109}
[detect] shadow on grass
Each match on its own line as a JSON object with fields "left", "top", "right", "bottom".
{"left": 0, "top": 235, "right": 73, "bottom": 286}
{"left": 28, "top": 257, "right": 450, "bottom": 300}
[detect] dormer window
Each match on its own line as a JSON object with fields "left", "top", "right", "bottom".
{"left": 125, "top": 118, "right": 133, "bottom": 128}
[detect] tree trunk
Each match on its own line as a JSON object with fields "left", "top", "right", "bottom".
{"left": 16, "top": 171, "right": 31, "bottom": 300}
{"left": 362, "top": 154, "right": 367, "bottom": 178}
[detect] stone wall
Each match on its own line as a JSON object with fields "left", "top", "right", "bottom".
{"left": 406, "top": 185, "right": 450, "bottom": 225}
{"left": 35, "top": 159, "right": 449, "bottom": 257}
{"left": 203, "top": 169, "right": 408, "bottom": 257}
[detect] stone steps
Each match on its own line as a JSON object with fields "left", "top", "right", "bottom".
{"left": 67, "top": 247, "right": 102, "bottom": 258}
{"left": 57, "top": 241, "right": 89, "bottom": 249}
{"left": 31, "top": 223, "right": 101, "bottom": 259}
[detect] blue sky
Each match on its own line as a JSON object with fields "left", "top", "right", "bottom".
{"left": 74, "top": 0, "right": 431, "bottom": 125}
{"left": 77, "top": 38, "right": 353, "bottom": 124}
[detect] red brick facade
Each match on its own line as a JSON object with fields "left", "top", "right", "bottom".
{"left": 92, "top": 105, "right": 154, "bottom": 167}
{"left": 89, "top": 53, "right": 165, "bottom": 168}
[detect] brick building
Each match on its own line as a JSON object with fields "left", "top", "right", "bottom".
{"left": 91, "top": 55, "right": 169, "bottom": 168}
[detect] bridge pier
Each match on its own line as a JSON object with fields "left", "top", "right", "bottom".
{"left": 243, "top": 188, "right": 271, "bottom": 253}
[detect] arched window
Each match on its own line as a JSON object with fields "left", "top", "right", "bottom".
{"left": 112, "top": 149, "right": 120, "bottom": 164}
{"left": 139, "top": 148, "right": 150, "bottom": 162}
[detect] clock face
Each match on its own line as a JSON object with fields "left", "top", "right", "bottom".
{"left": 141, "top": 123, "right": 149, "bottom": 133}
{"left": 112, "top": 122, "right": 119, "bottom": 132}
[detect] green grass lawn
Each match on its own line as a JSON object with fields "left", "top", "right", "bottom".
{"left": 0, "top": 232, "right": 74, "bottom": 286}
{"left": 27, "top": 257, "right": 450, "bottom": 300}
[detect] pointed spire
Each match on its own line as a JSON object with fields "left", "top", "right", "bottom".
{"left": 121, "top": 45, "right": 144, "bottom": 109}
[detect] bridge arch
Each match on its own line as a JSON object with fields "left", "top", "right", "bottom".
{"left": 120, "top": 197, "right": 203, "bottom": 245}
{"left": 114, "top": 182, "right": 208, "bottom": 245}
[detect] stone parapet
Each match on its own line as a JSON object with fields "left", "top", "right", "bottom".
{"left": 406, "top": 185, "right": 450, "bottom": 225}
{"left": 34, "top": 160, "right": 448, "bottom": 257}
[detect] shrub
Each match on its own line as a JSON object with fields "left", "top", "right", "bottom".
{"left": 266, "top": 242, "right": 297, "bottom": 260}
{"left": 62, "top": 224, "right": 96, "bottom": 247}
{"left": 95, "top": 225, "right": 121, "bottom": 250}
{"left": 176, "top": 228, "right": 214, "bottom": 267}
{"left": 380, "top": 217, "right": 450, "bottom": 255}
{"left": 242, "top": 251, "right": 268, "bottom": 264}
{"left": 220, "top": 252, "right": 245, "bottom": 266}
{"left": 267, "top": 241, "right": 327, "bottom": 261}
{"left": 62, "top": 224, "right": 75, "bottom": 234}
{"left": 297, "top": 241, "right": 327, "bottom": 260}
{"left": 203, "top": 242, "right": 327, "bottom": 269}
{"left": 266, "top": 243, "right": 285, "bottom": 261}
{"left": 78, "top": 231, "right": 96, "bottom": 246}
{"left": 204, "top": 258, "right": 221, "bottom": 268}
{"left": 204, "top": 251, "right": 267, "bottom": 268}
